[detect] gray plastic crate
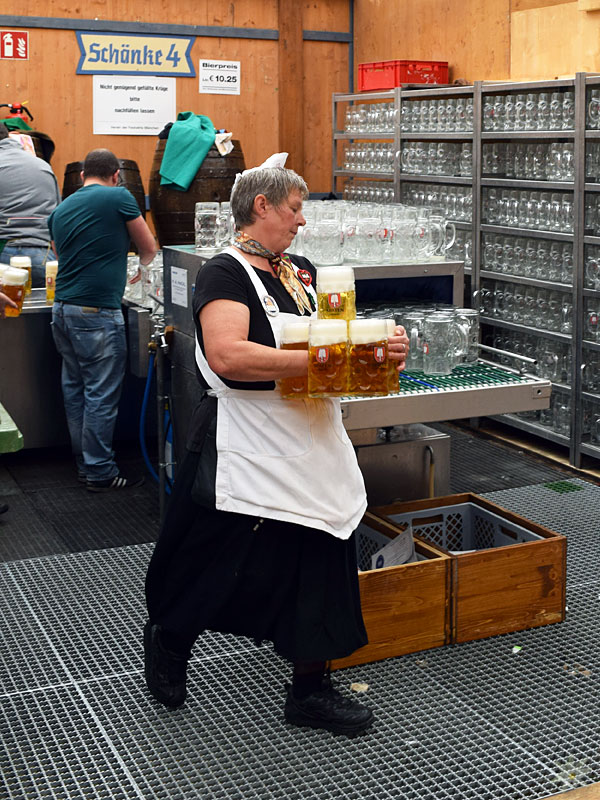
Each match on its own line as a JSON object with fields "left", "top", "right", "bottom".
{"left": 355, "top": 521, "right": 391, "bottom": 571}
{"left": 384, "top": 501, "right": 545, "bottom": 553}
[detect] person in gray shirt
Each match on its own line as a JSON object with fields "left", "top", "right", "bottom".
{"left": 0, "top": 122, "right": 60, "bottom": 287}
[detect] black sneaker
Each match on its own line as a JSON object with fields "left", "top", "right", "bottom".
{"left": 0, "top": 503, "right": 8, "bottom": 515}
{"left": 86, "top": 474, "right": 145, "bottom": 492}
{"left": 143, "top": 622, "right": 188, "bottom": 708}
{"left": 284, "top": 675, "right": 374, "bottom": 737}
{"left": 77, "top": 473, "right": 87, "bottom": 484}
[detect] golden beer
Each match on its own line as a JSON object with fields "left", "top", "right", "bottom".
{"left": 384, "top": 318, "right": 399, "bottom": 394}
{"left": 1, "top": 266, "right": 29, "bottom": 317}
{"left": 316, "top": 266, "right": 356, "bottom": 322}
{"left": 10, "top": 256, "right": 32, "bottom": 296}
{"left": 308, "top": 319, "right": 349, "bottom": 397}
{"left": 45, "top": 260, "right": 59, "bottom": 304}
{"left": 279, "top": 320, "right": 310, "bottom": 399}
{"left": 348, "top": 319, "right": 389, "bottom": 397}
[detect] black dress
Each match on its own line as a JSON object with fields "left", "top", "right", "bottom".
{"left": 145, "top": 252, "right": 367, "bottom": 663}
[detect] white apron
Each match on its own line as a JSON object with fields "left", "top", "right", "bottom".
{"left": 194, "top": 246, "right": 367, "bottom": 540}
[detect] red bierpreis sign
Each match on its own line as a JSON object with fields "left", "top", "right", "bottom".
{"left": 0, "top": 31, "right": 29, "bottom": 60}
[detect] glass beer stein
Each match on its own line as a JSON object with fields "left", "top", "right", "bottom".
{"left": 384, "top": 318, "right": 399, "bottom": 394}
{"left": 0, "top": 266, "right": 29, "bottom": 317}
{"left": 10, "top": 256, "right": 32, "bottom": 296}
{"left": 316, "top": 266, "right": 356, "bottom": 322}
{"left": 347, "top": 318, "right": 389, "bottom": 397}
{"left": 45, "top": 260, "right": 59, "bottom": 304}
{"left": 194, "top": 202, "right": 220, "bottom": 252}
{"left": 308, "top": 319, "right": 349, "bottom": 397}
{"left": 422, "top": 313, "right": 468, "bottom": 376}
{"left": 279, "top": 320, "right": 310, "bottom": 399}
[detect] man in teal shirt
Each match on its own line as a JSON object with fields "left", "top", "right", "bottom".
{"left": 49, "top": 148, "right": 156, "bottom": 491}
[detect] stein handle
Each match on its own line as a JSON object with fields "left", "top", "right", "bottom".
{"left": 444, "top": 222, "right": 456, "bottom": 251}
{"left": 409, "top": 324, "right": 421, "bottom": 357}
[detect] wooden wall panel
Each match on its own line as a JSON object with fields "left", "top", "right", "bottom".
{"left": 302, "top": 0, "right": 349, "bottom": 30}
{"left": 0, "top": 28, "right": 280, "bottom": 212}
{"left": 0, "top": 2, "right": 350, "bottom": 218}
{"left": 0, "top": 1, "right": 279, "bottom": 27}
{"left": 511, "top": 1, "right": 600, "bottom": 79}
{"left": 353, "top": 0, "right": 511, "bottom": 83}
{"left": 303, "top": 41, "right": 349, "bottom": 192}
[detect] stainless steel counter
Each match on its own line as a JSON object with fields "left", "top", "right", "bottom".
{"left": 0, "top": 289, "right": 69, "bottom": 449}
{"left": 162, "top": 247, "right": 551, "bottom": 459}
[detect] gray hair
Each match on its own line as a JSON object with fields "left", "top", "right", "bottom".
{"left": 230, "top": 167, "right": 309, "bottom": 229}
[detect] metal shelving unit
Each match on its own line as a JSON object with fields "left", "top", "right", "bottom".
{"left": 331, "top": 73, "right": 600, "bottom": 467}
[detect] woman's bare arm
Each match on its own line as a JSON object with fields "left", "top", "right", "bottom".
{"left": 200, "top": 299, "right": 308, "bottom": 382}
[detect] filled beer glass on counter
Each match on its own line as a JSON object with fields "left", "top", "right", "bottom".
{"left": 316, "top": 266, "right": 356, "bottom": 322}
{"left": 308, "top": 319, "right": 349, "bottom": 397}
{"left": 45, "top": 260, "right": 59, "bottom": 304}
{"left": 347, "top": 318, "right": 389, "bottom": 396}
{"left": 279, "top": 320, "right": 310, "bottom": 399}
{"left": 10, "top": 256, "right": 32, "bottom": 296}
{"left": 0, "top": 266, "right": 29, "bottom": 317}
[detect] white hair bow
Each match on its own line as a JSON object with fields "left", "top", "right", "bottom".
{"left": 232, "top": 152, "right": 289, "bottom": 189}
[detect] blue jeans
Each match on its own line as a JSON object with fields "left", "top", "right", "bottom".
{"left": 0, "top": 243, "right": 52, "bottom": 288}
{"left": 51, "top": 302, "right": 127, "bottom": 482}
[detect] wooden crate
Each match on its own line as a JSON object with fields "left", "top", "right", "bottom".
{"left": 331, "top": 512, "right": 451, "bottom": 670}
{"left": 372, "top": 493, "right": 566, "bottom": 645}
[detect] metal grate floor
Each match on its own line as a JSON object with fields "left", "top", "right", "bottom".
{"left": 1, "top": 436, "right": 599, "bottom": 799}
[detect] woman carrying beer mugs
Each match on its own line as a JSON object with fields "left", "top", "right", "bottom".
{"left": 144, "top": 154, "right": 409, "bottom": 737}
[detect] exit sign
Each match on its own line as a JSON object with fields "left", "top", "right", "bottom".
{"left": 0, "top": 31, "right": 29, "bottom": 60}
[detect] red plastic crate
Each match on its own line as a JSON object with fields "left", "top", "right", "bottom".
{"left": 358, "top": 59, "right": 449, "bottom": 91}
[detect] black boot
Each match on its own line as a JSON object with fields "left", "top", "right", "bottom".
{"left": 284, "top": 673, "right": 374, "bottom": 737}
{"left": 143, "top": 622, "right": 188, "bottom": 708}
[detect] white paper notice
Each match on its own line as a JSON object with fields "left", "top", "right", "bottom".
{"left": 199, "top": 59, "right": 240, "bottom": 95}
{"left": 93, "top": 75, "right": 176, "bottom": 135}
{"left": 170, "top": 267, "right": 188, "bottom": 308}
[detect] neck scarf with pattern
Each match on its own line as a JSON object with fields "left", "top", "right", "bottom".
{"left": 234, "top": 231, "right": 314, "bottom": 315}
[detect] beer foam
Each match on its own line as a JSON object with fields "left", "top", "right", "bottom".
{"left": 309, "top": 319, "right": 348, "bottom": 346}
{"left": 46, "top": 260, "right": 59, "bottom": 268}
{"left": 2, "top": 267, "right": 29, "bottom": 286}
{"left": 349, "top": 318, "right": 387, "bottom": 344}
{"left": 281, "top": 320, "right": 310, "bottom": 343}
{"left": 9, "top": 256, "right": 32, "bottom": 268}
{"left": 316, "top": 266, "right": 355, "bottom": 293}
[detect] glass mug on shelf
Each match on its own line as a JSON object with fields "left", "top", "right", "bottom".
{"left": 279, "top": 320, "right": 310, "bottom": 400}
{"left": 194, "top": 201, "right": 220, "bottom": 251}
{"left": 428, "top": 212, "right": 456, "bottom": 261}
{"left": 383, "top": 318, "right": 399, "bottom": 394}
{"left": 0, "top": 266, "right": 29, "bottom": 317}
{"left": 347, "top": 318, "right": 389, "bottom": 397}
{"left": 402, "top": 311, "right": 425, "bottom": 371}
{"left": 316, "top": 266, "right": 356, "bottom": 322}
{"left": 454, "top": 308, "right": 480, "bottom": 365}
{"left": 422, "top": 313, "right": 468, "bottom": 376}
{"left": 308, "top": 319, "right": 349, "bottom": 397}
{"left": 302, "top": 217, "right": 344, "bottom": 266}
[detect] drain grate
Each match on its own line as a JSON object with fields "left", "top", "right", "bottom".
{"left": 2, "top": 479, "right": 600, "bottom": 799}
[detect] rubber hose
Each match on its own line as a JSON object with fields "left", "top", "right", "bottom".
{"left": 140, "top": 351, "right": 171, "bottom": 493}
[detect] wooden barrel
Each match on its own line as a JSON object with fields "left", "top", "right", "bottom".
{"left": 148, "top": 139, "right": 245, "bottom": 246}
{"left": 27, "top": 130, "right": 55, "bottom": 163}
{"left": 62, "top": 159, "right": 146, "bottom": 218}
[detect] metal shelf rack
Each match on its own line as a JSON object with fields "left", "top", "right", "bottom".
{"left": 331, "top": 73, "right": 600, "bottom": 466}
